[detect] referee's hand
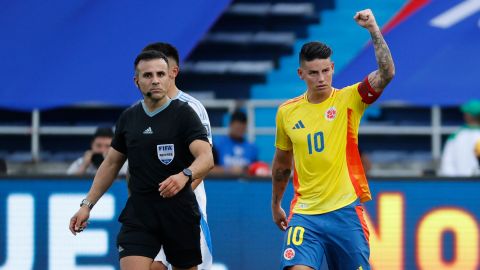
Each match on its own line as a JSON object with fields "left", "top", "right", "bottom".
{"left": 159, "top": 172, "right": 189, "bottom": 198}
{"left": 69, "top": 207, "right": 90, "bottom": 235}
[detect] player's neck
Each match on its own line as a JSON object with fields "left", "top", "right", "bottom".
{"left": 168, "top": 84, "right": 180, "bottom": 99}
{"left": 306, "top": 87, "right": 333, "bottom": 104}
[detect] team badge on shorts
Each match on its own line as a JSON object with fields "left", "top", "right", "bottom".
{"left": 157, "top": 144, "right": 175, "bottom": 165}
{"left": 325, "top": 106, "right": 337, "bottom": 121}
{"left": 283, "top": 248, "right": 295, "bottom": 260}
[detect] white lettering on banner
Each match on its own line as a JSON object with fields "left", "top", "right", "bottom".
{"left": 430, "top": 0, "right": 480, "bottom": 28}
{"left": 0, "top": 194, "right": 34, "bottom": 270}
{"left": 49, "top": 194, "right": 115, "bottom": 270}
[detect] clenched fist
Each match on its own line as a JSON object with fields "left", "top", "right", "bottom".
{"left": 354, "top": 9, "right": 379, "bottom": 31}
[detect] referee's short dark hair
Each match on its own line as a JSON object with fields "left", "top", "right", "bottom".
{"left": 142, "top": 42, "right": 180, "bottom": 67}
{"left": 230, "top": 110, "right": 247, "bottom": 124}
{"left": 134, "top": 50, "right": 169, "bottom": 71}
{"left": 299, "top": 42, "right": 333, "bottom": 64}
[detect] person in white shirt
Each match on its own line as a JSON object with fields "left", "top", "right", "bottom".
{"left": 440, "top": 100, "right": 480, "bottom": 176}
{"left": 67, "top": 127, "right": 128, "bottom": 175}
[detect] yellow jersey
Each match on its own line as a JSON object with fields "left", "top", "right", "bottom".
{"left": 275, "top": 83, "right": 372, "bottom": 216}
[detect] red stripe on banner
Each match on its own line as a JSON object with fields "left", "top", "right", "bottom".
{"left": 383, "top": 0, "right": 431, "bottom": 33}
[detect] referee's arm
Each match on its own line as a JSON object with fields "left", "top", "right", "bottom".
{"left": 69, "top": 147, "right": 126, "bottom": 235}
{"left": 84, "top": 147, "right": 127, "bottom": 204}
{"left": 188, "top": 139, "right": 214, "bottom": 181}
{"left": 159, "top": 139, "right": 213, "bottom": 198}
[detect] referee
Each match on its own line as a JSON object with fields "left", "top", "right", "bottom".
{"left": 142, "top": 42, "right": 214, "bottom": 270}
{"left": 69, "top": 50, "right": 214, "bottom": 270}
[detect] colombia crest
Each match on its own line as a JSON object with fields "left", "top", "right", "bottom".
{"left": 325, "top": 106, "right": 337, "bottom": 121}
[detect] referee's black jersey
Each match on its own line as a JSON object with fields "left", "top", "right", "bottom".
{"left": 111, "top": 99, "right": 209, "bottom": 195}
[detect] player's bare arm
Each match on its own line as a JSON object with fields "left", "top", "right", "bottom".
{"left": 69, "top": 147, "right": 127, "bottom": 235}
{"left": 271, "top": 148, "right": 293, "bottom": 231}
{"left": 159, "top": 139, "right": 213, "bottom": 198}
{"left": 191, "top": 178, "right": 203, "bottom": 190}
{"left": 354, "top": 9, "right": 395, "bottom": 93}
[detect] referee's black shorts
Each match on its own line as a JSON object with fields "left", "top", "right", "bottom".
{"left": 116, "top": 187, "right": 201, "bottom": 268}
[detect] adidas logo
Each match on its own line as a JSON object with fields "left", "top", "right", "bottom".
{"left": 292, "top": 120, "right": 305, "bottom": 129}
{"left": 118, "top": 245, "right": 124, "bottom": 253}
{"left": 143, "top": 127, "right": 153, "bottom": 134}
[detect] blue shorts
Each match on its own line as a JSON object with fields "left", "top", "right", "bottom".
{"left": 280, "top": 201, "right": 370, "bottom": 270}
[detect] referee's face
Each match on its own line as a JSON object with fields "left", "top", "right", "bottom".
{"left": 135, "top": 58, "right": 170, "bottom": 102}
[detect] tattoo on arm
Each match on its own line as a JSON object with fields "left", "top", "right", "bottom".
{"left": 369, "top": 30, "right": 395, "bottom": 90}
{"left": 272, "top": 169, "right": 290, "bottom": 206}
{"left": 273, "top": 168, "right": 291, "bottom": 183}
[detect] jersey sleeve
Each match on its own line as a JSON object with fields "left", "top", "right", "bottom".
{"left": 180, "top": 104, "right": 209, "bottom": 146}
{"left": 345, "top": 83, "right": 369, "bottom": 117}
{"left": 111, "top": 110, "right": 128, "bottom": 155}
{"left": 275, "top": 106, "right": 292, "bottom": 151}
{"left": 188, "top": 101, "right": 213, "bottom": 145}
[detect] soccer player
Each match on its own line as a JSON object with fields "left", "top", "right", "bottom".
{"left": 69, "top": 50, "right": 214, "bottom": 270}
{"left": 271, "top": 9, "right": 394, "bottom": 270}
{"left": 141, "top": 42, "right": 214, "bottom": 270}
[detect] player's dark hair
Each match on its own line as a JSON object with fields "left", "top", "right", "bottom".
{"left": 299, "top": 42, "right": 333, "bottom": 64}
{"left": 230, "top": 110, "right": 247, "bottom": 124}
{"left": 142, "top": 42, "right": 180, "bottom": 67}
{"left": 134, "top": 50, "right": 169, "bottom": 71}
{"left": 93, "top": 127, "right": 114, "bottom": 139}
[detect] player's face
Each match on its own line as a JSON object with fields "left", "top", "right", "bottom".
{"left": 135, "top": 58, "right": 170, "bottom": 101}
{"left": 91, "top": 136, "right": 112, "bottom": 154}
{"left": 298, "top": 58, "right": 334, "bottom": 93}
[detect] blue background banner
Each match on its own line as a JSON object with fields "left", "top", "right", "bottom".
{"left": 0, "top": 0, "right": 231, "bottom": 111}
{"left": 1, "top": 178, "right": 480, "bottom": 269}
{"left": 336, "top": 0, "right": 480, "bottom": 105}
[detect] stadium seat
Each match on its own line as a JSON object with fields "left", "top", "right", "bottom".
{"left": 179, "top": 0, "right": 331, "bottom": 99}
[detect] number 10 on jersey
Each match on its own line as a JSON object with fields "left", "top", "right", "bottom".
{"left": 307, "top": 132, "right": 325, "bottom": 154}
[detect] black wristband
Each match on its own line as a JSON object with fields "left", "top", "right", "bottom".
{"left": 182, "top": 168, "right": 193, "bottom": 183}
